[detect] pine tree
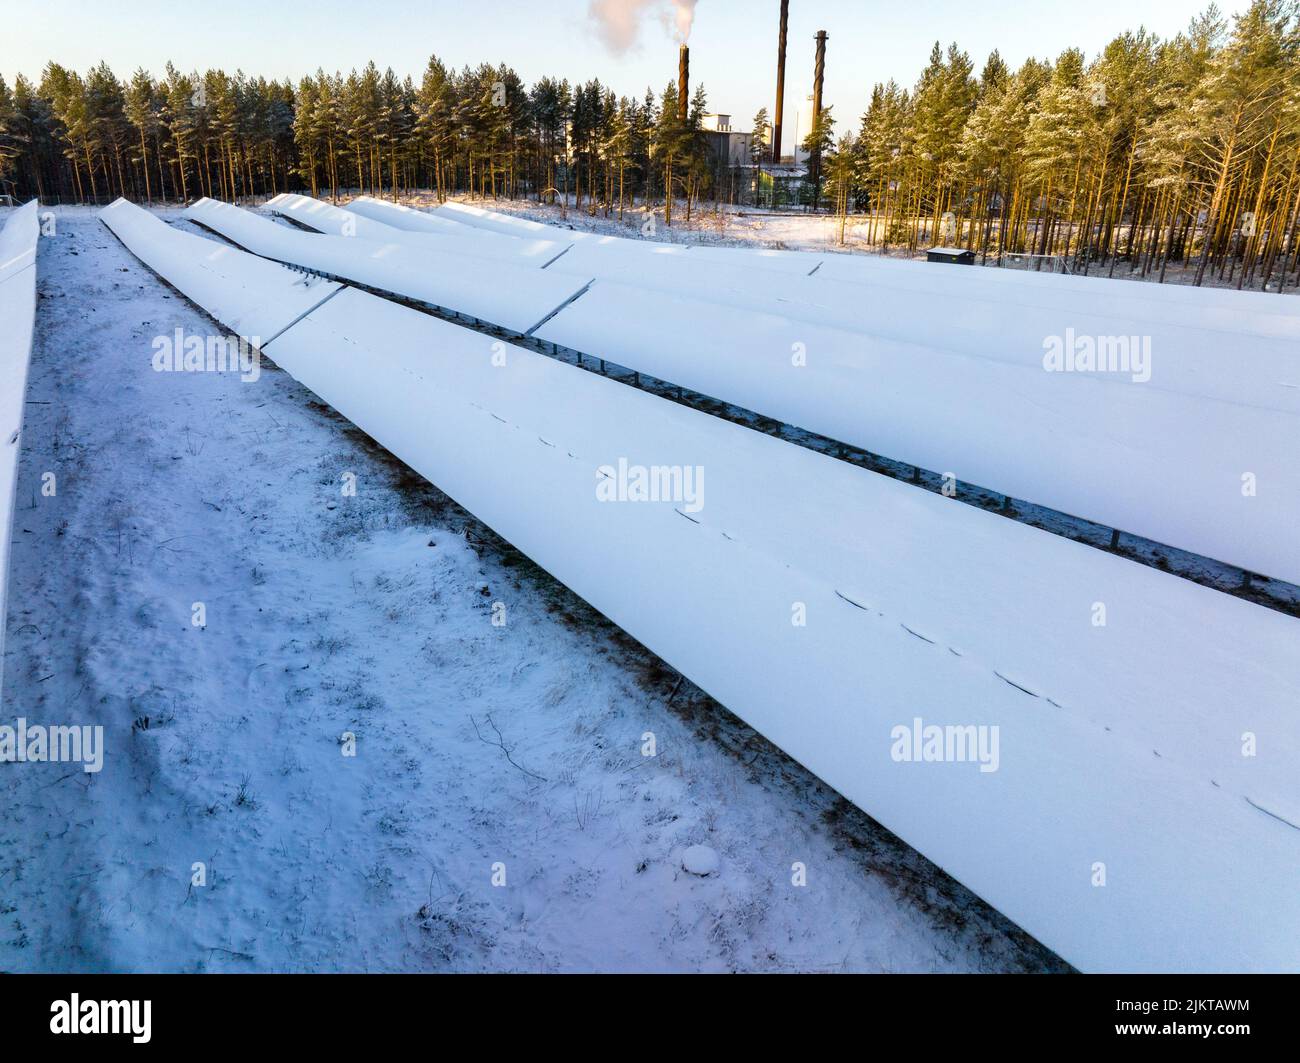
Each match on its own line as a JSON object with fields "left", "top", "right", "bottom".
{"left": 801, "top": 106, "right": 835, "bottom": 209}
{"left": 124, "top": 69, "right": 159, "bottom": 203}
{"left": 824, "top": 134, "right": 860, "bottom": 242}
{"left": 0, "top": 10, "right": 1293, "bottom": 284}
{"left": 652, "top": 81, "right": 684, "bottom": 225}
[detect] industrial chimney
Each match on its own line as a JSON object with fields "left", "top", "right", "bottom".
{"left": 773, "top": 0, "right": 789, "bottom": 163}
{"left": 813, "top": 30, "right": 827, "bottom": 120}
{"left": 809, "top": 30, "right": 829, "bottom": 202}
{"left": 678, "top": 44, "right": 689, "bottom": 123}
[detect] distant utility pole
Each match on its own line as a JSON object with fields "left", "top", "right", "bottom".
{"left": 772, "top": 0, "right": 789, "bottom": 164}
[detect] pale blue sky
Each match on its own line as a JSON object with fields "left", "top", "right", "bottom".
{"left": 1, "top": 0, "right": 1244, "bottom": 131}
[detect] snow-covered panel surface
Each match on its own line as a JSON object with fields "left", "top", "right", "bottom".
{"left": 817, "top": 246, "right": 1300, "bottom": 312}
{"left": 261, "top": 288, "right": 1300, "bottom": 974}
{"left": 538, "top": 281, "right": 1300, "bottom": 584}
{"left": 185, "top": 198, "right": 588, "bottom": 335}
{"left": 231, "top": 196, "right": 1299, "bottom": 574}
{"left": 440, "top": 206, "right": 767, "bottom": 290}
{"left": 544, "top": 235, "right": 711, "bottom": 281}
{"left": 432, "top": 199, "right": 570, "bottom": 237}
{"left": 434, "top": 199, "right": 827, "bottom": 277}
{"left": 547, "top": 243, "right": 811, "bottom": 309}
{"left": 685, "top": 242, "right": 825, "bottom": 275}
{"left": 427, "top": 203, "right": 1297, "bottom": 402}
{"left": 268, "top": 192, "right": 565, "bottom": 268}
{"left": 814, "top": 250, "right": 1300, "bottom": 332}
{"left": 560, "top": 254, "right": 1300, "bottom": 413}
{"left": 100, "top": 199, "right": 341, "bottom": 341}
{"left": 0, "top": 201, "right": 40, "bottom": 679}
{"left": 0, "top": 200, "right": 40, "bottom": 285}
{"left": 343, "top": 194, "right": 475, "bottom": 235}
{"left": 436, "top": 198, "right": 1298, "bottom": 335}
{"left": 433, "top": 200, "right": 687, "bottom": 257}
{"left": 423, "top": 201, "right": 825, "bottom": 299}
{"left": 343, "top": 195, "right": 569, "bottom": 265}
{"left": 266, "top": 191, "right": 465, "bottom": 238}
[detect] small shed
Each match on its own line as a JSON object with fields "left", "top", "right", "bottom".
{"left": 926, "top": 246, "right": 975, "bottom": 265}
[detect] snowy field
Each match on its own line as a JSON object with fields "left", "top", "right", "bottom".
{"left": 0, "top": 206, "right": 1066, "bottom": 973}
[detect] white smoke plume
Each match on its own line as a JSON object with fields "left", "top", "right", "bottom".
{"left": 588, "top": 0, "right": 698, "bottom": 54}
{"left": 664, "top": 0, "right": 698, "bottom": 43}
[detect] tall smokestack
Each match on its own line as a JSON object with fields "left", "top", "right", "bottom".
{"left": 678, "top": 44, "right": 689, "bottom": 123}
{"left": 810, "top": 30, "right": 828, "bottom": 203}
{"left": 773, "top": 0, "right": 788, "bottom": 163}
{"left": 813, "top": 30, "right": 827, "bottom": 120}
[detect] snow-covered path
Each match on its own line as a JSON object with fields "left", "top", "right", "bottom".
{"left": 0, "top": 208, "right": 1065, "bottom": 973}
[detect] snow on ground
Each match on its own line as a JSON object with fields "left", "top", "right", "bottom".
{"left": 0, "top": 207, "right": 1067, "bottom": 973}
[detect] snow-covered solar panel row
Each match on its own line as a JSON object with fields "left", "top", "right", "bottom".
{"left": 436, "top": 198, "right": 820, "bottom": 281}
{"left": 343, "top": 195, "right": 572, "bottom": 267}
{"left": 266, "top": 191, "right": 467, "bottom": 238}
{"left": 265, "top": 193, "right": 568, "bottom": 267}
{"left": 101, "top": 199, "right": 342, "bottom": 342}
{"left": 408, "top": 198, "right": 804, "bottom": 301}
{"left": 813, "top": 245, "right": 1300, "bottom": 319}
{"left": 431, "top": 199, "right": 820, "bottom": 279}
{"left": 390, "top": 199, "right": 1300, "bottom": 400}
{"left": 100, "top": 198, "right": 1300, "bottom": 972}
{"left": 0, "top": 200, "right": 41, "bottom": 680}
{"left": 535, "top": 281, "right": 1300, "bottom": 585}
{"left": 358, "top": 194, "right": 700, "bottom": 278}
{"left": 433, "top": 198, "right": 1300, "bottom": 323}
{"left": 704, "top": 243, "right": 1300, "bottom": 345}
{"left": 430, "top": 199, "right": 564, "bottom": 237}
{"left": 540, "top": 245, "right": 1296, "bottom": 412}
{"left": 0, "top": 199, "right": 39, "bottom": 284}
{"left": 336, "top": 198, "right": 1300, "bottom": 413}
{"left": 864, "top": 262, "right": 1298, "bottom": 365}
{"left": 184, "top": 198, "right": 589, "bottom": 336}
{"left": 809, "top": 251, "right": 1300, "bottom": 342}
{"left": 246, "top": 197, "right": 1300, "bottom": 582}
{"left": 430, "top": 199, "right": 776, "bottom": 281}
